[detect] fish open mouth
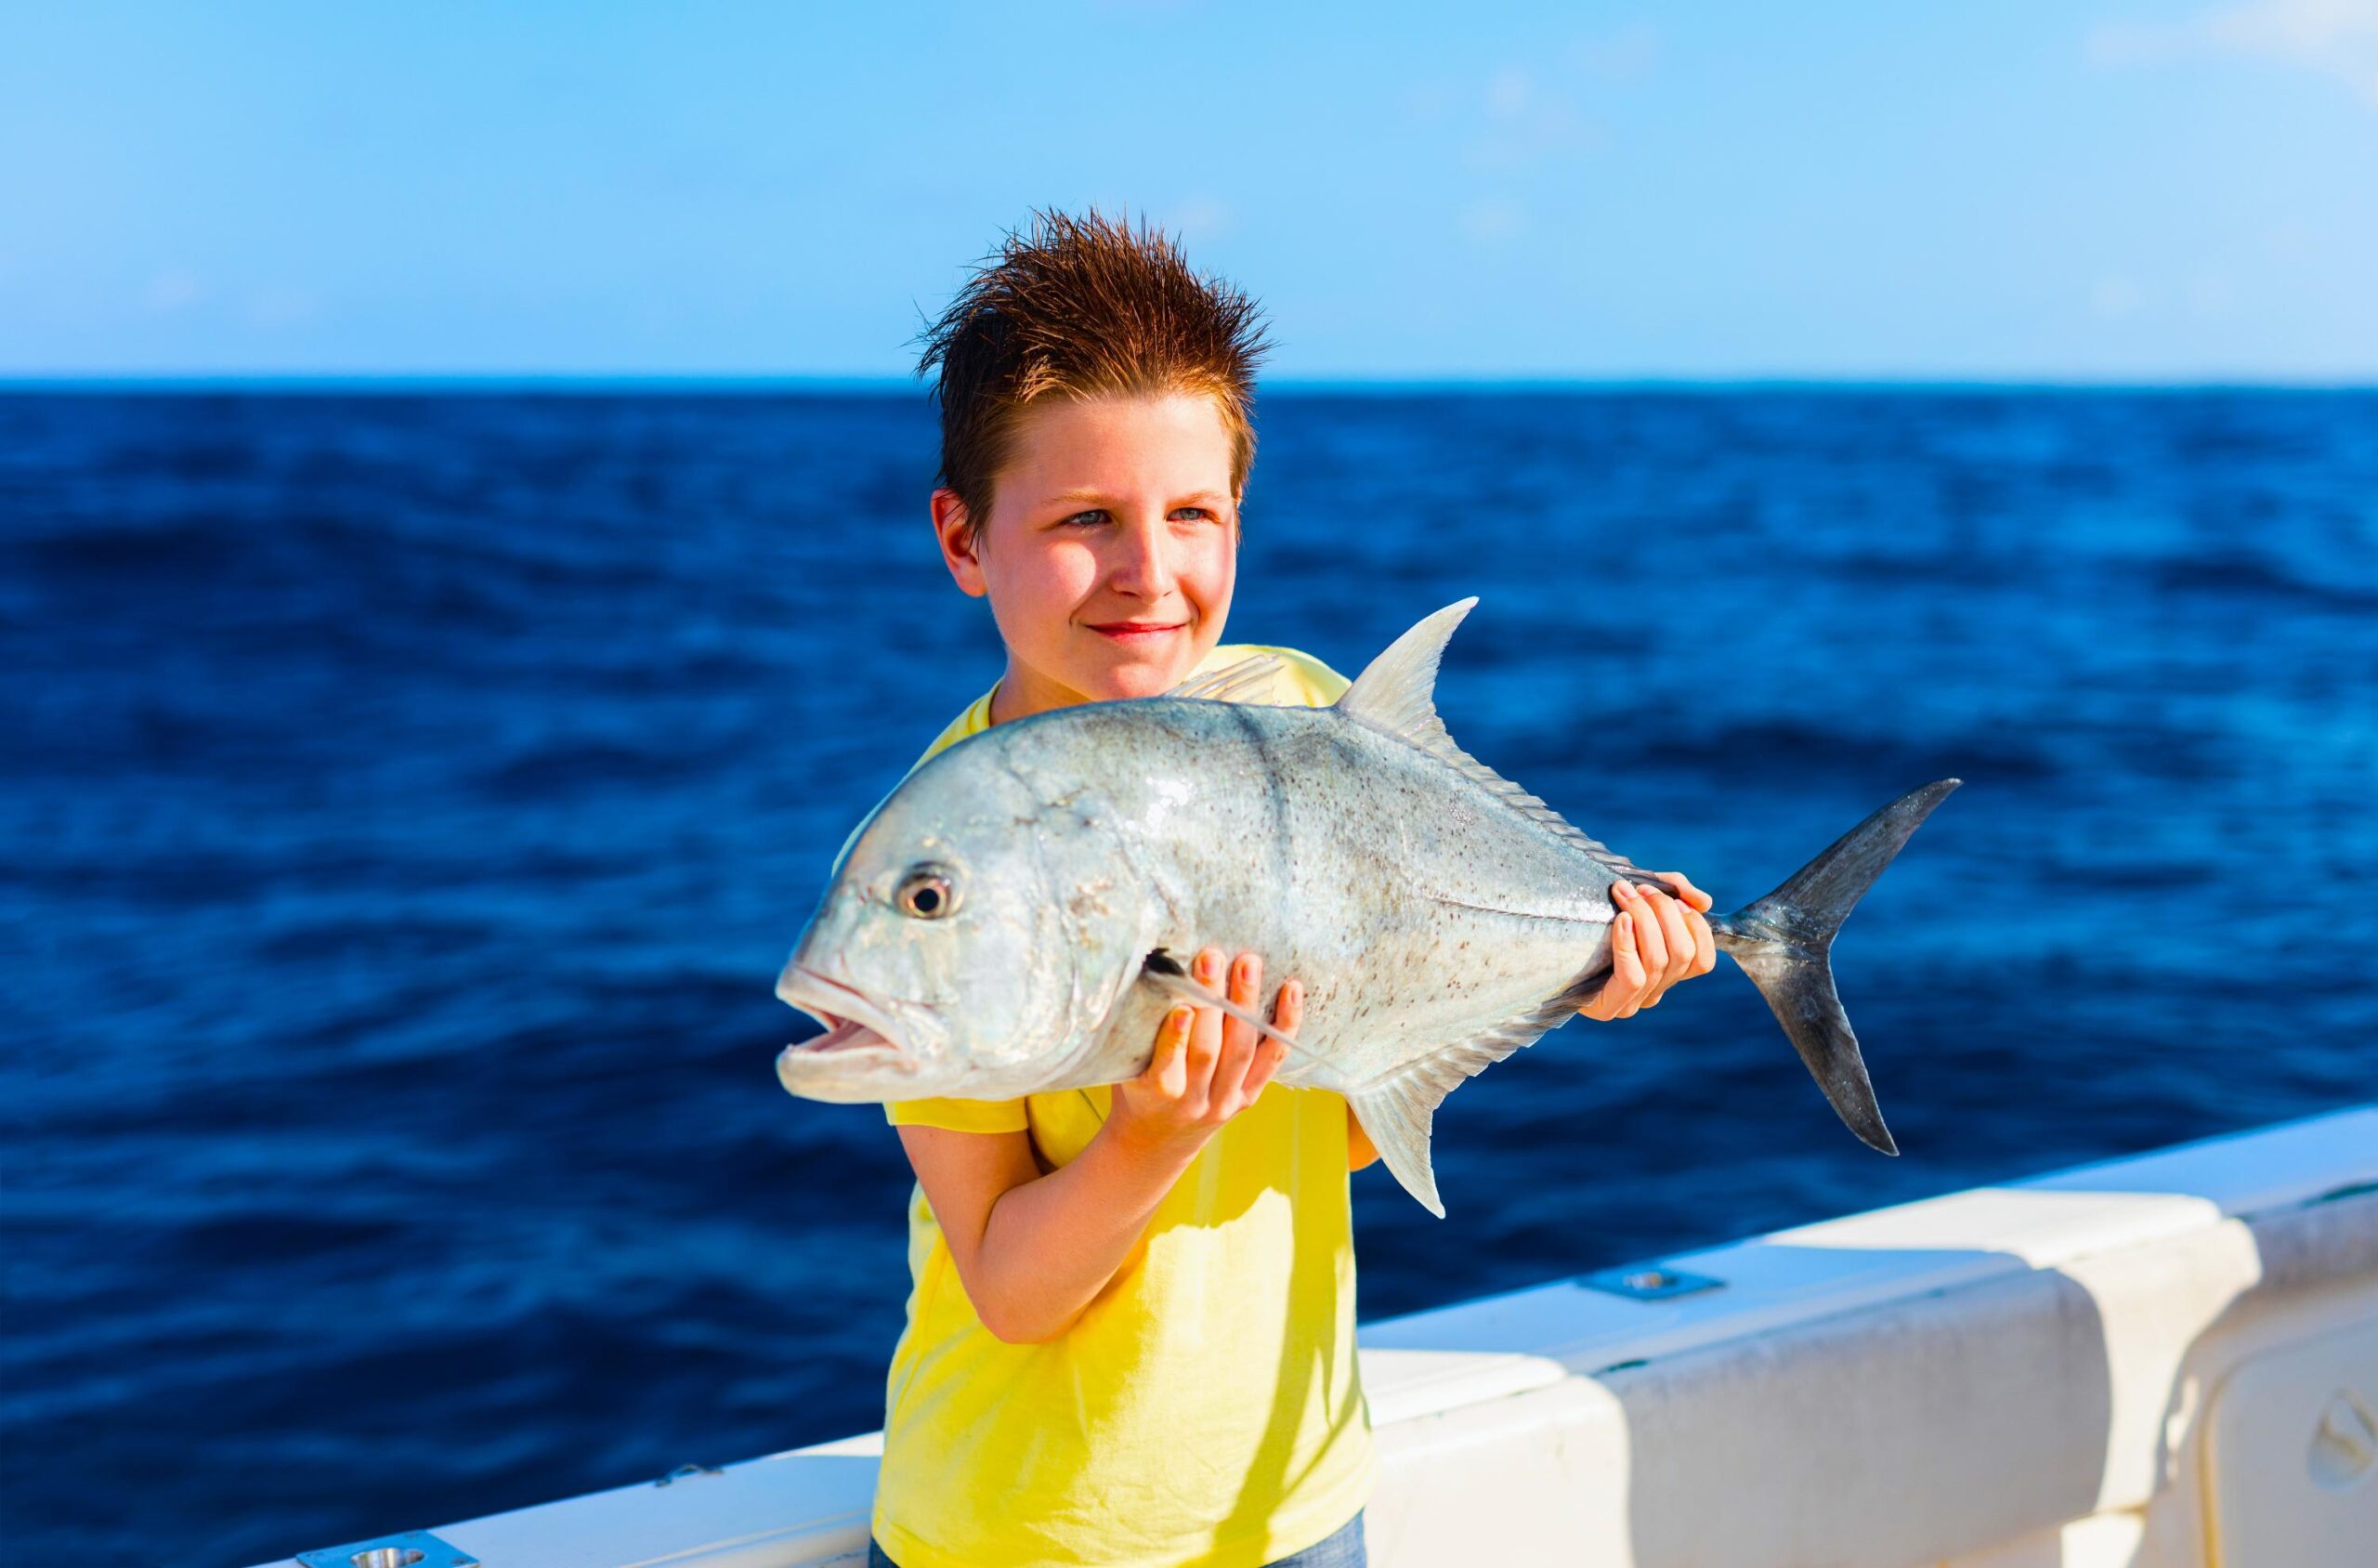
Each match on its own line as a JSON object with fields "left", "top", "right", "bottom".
{"left": 800, "top": 1016, "right": 889, "bottom": 1053}
{"left": 776, "top": 962, "right": 914, "bottom": 1063}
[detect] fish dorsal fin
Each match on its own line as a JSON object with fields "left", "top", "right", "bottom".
{"left": 1338, "top": 598, "right": 1475, "bottom": 745}
{"left": 1345, "top": 980, "right": 1600, "bottom": 1218}
{"left": 1337, "top": 600, "right": 1645, "bottom": 878}
{"left": 1169, "top": 653, "right": 1285, "bottom": 704}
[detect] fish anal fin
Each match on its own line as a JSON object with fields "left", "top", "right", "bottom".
{"left": 1346, "top": 983, "right": 1594, "bottom": 1218}
{"left": 1346, "top": 1076, "right": 1447, "bottom": 1218}
{"left": 1338, "top": 600, "right": 1645, "bottom": 878}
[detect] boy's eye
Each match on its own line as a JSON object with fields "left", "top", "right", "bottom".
{"left": 1053, "top": 507, "right": 1222, "bottom": 527}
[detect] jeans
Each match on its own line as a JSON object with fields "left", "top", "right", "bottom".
{"left": 1264, "top": 1509, "right": 1367, "bottom": 1566}
{"left": 866, "top": 1509, "right": 1366, "bottom": 1568}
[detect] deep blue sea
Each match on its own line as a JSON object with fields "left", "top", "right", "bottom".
{"left": 4, "top": 388, "right": 2373, "bottom": 1563}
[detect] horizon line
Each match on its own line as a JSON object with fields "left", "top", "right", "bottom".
{"left": 4, "top": 372, "right": 2374, "bottom": 395}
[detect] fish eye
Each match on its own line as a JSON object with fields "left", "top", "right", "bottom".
{"left": 896, "top": 865, "right": 960, "bottom": 920}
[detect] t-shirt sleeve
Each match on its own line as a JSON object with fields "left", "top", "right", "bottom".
{"left": 884, "top": 1096, "right": 1031, "bottom": 1134}
{"left": 1263, "top": 645, "right": 1352, "bottom": 707}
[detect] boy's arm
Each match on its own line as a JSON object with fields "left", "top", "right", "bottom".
{"left": 1348, "top": 1106, "right": 1378, "bottom": 1170}
{"left": 898, "top": 949, "right": 1302, "bottom": 1345}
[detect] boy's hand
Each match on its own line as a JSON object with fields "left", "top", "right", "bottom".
{"left": 1579, "top": 873, "right": 1717, "bottom": 1021}
{"left": 1109, "top": 947, "right": 1300, "bottom": 1156}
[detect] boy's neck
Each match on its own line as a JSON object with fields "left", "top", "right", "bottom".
{"left": 986, "top": 647, "right": 1225, "bottom": 726}
{"left": 986, "top": 658, "right": 1091, "bottom": 727}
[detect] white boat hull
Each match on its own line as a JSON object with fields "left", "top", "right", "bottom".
{"left": 254, "top": 1106, "right": 2378, "bottom": 1568}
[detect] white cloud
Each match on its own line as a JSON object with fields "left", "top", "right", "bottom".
{"left": 1468, "top": 67, "right": 1605, "bottom": 173}
{"left": 1486, "top": 67, "right": 1534, "bottom": 120}
{"left": 1160, "top": 194, "right": 1233, "bottom": 242}
{"left": 2092, "top": 275, "right": 2147, "bottom": 318}
{"left": 1460, "top": 196, "right": 1528, "bottom": 245}
{"left": 2090, "top": 0, "right": 2378, "bottom": 106}
{"left": 245, "top": 288, "right": 324, "bottom": 327}
{"left": 1568, "top": 23, "right": 1659, "bottom": 83}
{"left": 2086, "top": 269, "right": 2238, "bottom": 320}
{"left": 144, "top": 270, "right": 204, "bottom": 314}
{"left": 1402, "top": 81, "right": 1455, "bottom": 124}
{"left": 1446, "top": 44, "right": 1641, "bottom": 256}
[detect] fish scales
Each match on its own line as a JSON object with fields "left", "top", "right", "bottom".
{"left": 999, "top": 697, "right": 1620, "bottom": 1101}
{"left": 777, "top": 600, "right": 1958, "bottom": 1215}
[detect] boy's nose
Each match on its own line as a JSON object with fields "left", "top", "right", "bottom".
{"left": 1105, "top": 514, "right": 1178, "bottom": 599}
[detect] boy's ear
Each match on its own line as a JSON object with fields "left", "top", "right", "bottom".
{"left": 931, "top": 488, "right": 988, "bottom": 598}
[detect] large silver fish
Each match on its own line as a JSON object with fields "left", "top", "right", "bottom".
{"left": 777, "top": 600, "right": 1956, "bottom": 1215}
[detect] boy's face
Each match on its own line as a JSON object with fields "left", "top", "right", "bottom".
{"left": 934, "top": 391, "right": 1238, "bottom": 717}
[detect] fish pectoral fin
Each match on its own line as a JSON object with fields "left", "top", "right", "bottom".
{"left": 1140, "top": 956, "right": 1323, "bottom": 1068}
{"left": 1346, "top": 983, "right": 1601, "bottom": 1218}
{"left": 1167, "top": 654, "right": 1286, "bottom": 704}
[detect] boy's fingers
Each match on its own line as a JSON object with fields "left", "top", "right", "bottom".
{"left": 1242, "top": 979, "right": 1300, "bottom": 1103}
{"left": 1151, "top": 1005, "right": 1193, "bottom": 1097}
{"left": 1585, "top": 911, "right": 1649, "bottom": 1019}
{"left": 1685, "top": 908, "right": 1718, "bottom": 976}
{"left": 1617, "top": 883, "right": 1670, "bottom": 982}
{"left": 1657, "top": 871, "right": 1714, "bottom": 913}
{"left": 1183, "top": 947, "right": 1224, "bottom": 1091}
{"left": 1642, "top": 886, "right": 1695, "bottom": 997}
{"left": 1272, "top": 977, "right": 1304, "bottom": 1038}
{"left": 1243, "top": 1041, "right": 1287, "bottom": 1104}
{"left": 1213, "top": 951, "right": 1262, "bottom": 1099}
{"left": 1229, "top": 951, "right": 1262, "bottom": 1006}
{"left": 1617, "top": 910, "right": 1650, "bottom": 1017}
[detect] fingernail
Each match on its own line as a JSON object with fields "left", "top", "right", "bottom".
{"left": 1196, "top": 950, "right": 1219, "bottom": 980}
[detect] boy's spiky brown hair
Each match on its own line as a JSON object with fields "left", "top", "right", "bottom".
{"left": 918, "top": 208, "right": 1271, "bottom": 535}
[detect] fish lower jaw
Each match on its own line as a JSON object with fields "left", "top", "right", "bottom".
{"left": 775, "top": 963, "right": 916, "bottom": 1059}
{"left": 775, "top": 1024, "right": 924, "bottom": 1104}
{"left": 777, "top": 1012, "right": 919, "bottom": 1080}
{"left": 793, "top": 1017, "right": 898, "bottom": 1055}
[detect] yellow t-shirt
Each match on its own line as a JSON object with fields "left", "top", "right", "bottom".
{"left": 869, "top": 644, "right": 1377, "bottom": 1568}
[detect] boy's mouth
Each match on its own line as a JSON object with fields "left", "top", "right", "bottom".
{"left": 1086, "top": 620, "right": 1188, "bottom": 644}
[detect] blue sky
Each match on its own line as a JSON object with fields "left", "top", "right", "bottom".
{"left": 5, "top": 1, "right": 2374, "bottom": 380}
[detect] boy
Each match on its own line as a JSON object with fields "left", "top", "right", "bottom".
{"left": 854, "top": 211, "right": 1714, "bottom": 1568}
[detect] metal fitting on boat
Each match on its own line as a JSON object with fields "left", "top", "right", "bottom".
{"left": 294, "top": 1530, "right": 478, "bottom": 1568}
{"left": 1579, "top": 1262, "right": 1725, "bottom": 1300}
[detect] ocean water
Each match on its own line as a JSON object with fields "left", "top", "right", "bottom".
{"left": 4, "top": 387, "right": 2373, "bottom": 1562}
